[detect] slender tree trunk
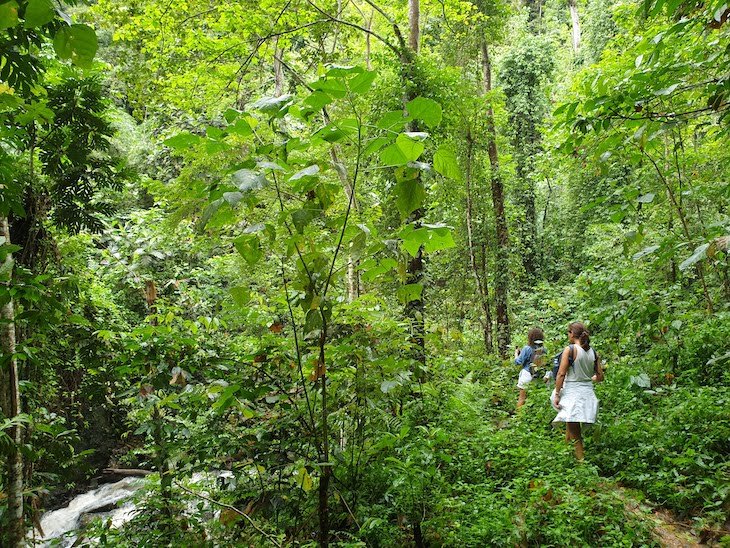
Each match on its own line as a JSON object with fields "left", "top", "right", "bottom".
{"left": 318, "top": 332, "right": 330, "bottom": 547}
{"left": 401, "top": 4, "right": 426, "bottom": 367}
{"left": 409, "top": 0, "right": 420, "bottom": 52}
{"left": 568, "top": 0, "right": 581, "bottom": 53}
{"left": 481, "top": 40, "right": 511, "bottom": 357}
{"left": 464, "top": 132, "right": 493, "bottom": 353}
{"left": 644, "top": 150, "right": 714, "bottom": 312}
{"left": 273, "top": 39, "right": 284, "bottom": 96}
{"left": 1, "top": 216, "right": 24, "bottom": 547}
{"left": 365, "top": 10, "right": 374, "bottom": 70}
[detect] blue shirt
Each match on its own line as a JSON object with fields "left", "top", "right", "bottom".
{"left": 515, "top": 345, "right": 534, "bottom": 372}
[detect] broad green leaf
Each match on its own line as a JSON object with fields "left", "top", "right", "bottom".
{"left": 212, "top": 384, "right": 241, "bottom": 411}
{"left": 380, "top": 144, "right": 409, "bottom": 166}
{"left": 0, "top": 1, "right": 19, "bottom": 29}
{"left": 289, "top": 165, "right": 319, "bottom": 181}
{"left": 395, "top": 133, "right": 424, "bottom": 162}
{"left": 363, "top": 136, "right": 389, "bottom": 157}
{"left": 632, "top": 245, "right": 660, "bottom": 260}
{"left": 223, "top": 192, "right": 244, "bottom": 207}
{"left": 630, "top": 373, "right": 651, "bottom": 388}
{"left": 223, "top": 108, "right": 241, "bottom": 123}
{"left": 228, "top": 117, "right": 252, "bottom": 137}
{"left": 24, "top": 0, "right": 55, "bottom": 28}
{"left": 377, "top": 110, "right": 410, "bottom": 131}
{"left": 653, "top": 83, "right": 679, "bottom": 96}
{"left": 423, "top": 226, "right": 455, "bottom": 253}
{"left": 53, "top": 24, "right": 98, "bottom": 68}
{"left": 380, "top": 379, "right": 399, "bottom": 393}
{"left": 394, "top": 179, "right": 425, "bottom": 219}
{"left": 400, "top": 226, "right": 429, "bottom": 256}
{"left": 164, "top": 132, "right": 200, "bottom": 150}
{"left": 68, "top": 314, "right": 91, "bottom": 327}
{"left": 348, "top": 70, "right": 376, "bottom": 94}
{"left": 637, "top": 193, "right": 655, "bottom": 203}
{"left": 257, "top": 161, "right": 285, "bottom": 171}
{"left": 232, "top": 169, "right": 267, "bottom": 192}
{"left": 229, "top": 287, "right": 251, "bottom": 307}
{"left": 361, "top": 258, "right": 398, "bottom": 282}
{"left": 200, "top": 198, "right": 224, "bottom": 228}
{"left": 679, "top": 243, "right": 710, "bottom": 271}
{"left": 433, "top": 146, "right": 461, "bottom": 181}
{"left": 234, "top": 234, "right": 262, "bottom": 266}
{"left": 304, "top": 309, "right": 322, "bottom": 338}
{"left": 206, "top": 125, "right": 224, "bottom": 139}
{"left": 310, "top": 78, "right": 347, "bottom": 98}
{"left": 326, "top": 65, "right": 363, "bottom": 77}
{"left": 397, "top": 283, "right": 423, "bottom": 304}
{"left": 251, "top": 94, "right": 294, "bottom": 116}
{"left": 295, "top": 467, "right": 313, "bottom": 492}
{"left": 291, "top": 207, "right": 318, "bottom": 234}
{"left": 406, "top": 97, "right": 442, "bottom": 129}
{"left": 313, "top": 119, "right": 357, "bottom": 143}
{"left": 304, "top": 91, "right": 333, "bottom": 110}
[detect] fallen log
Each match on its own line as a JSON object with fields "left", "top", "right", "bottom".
{"left": 102, "top": 468, "right": 151, "bottom": 477}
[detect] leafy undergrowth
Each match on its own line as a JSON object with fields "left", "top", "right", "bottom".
{"left": 80, "top": 349, "right": 728, "bottom": 547}
{"left": 350, "top": 368, "right": 660, "bottom": 547}
{"left": 592, "top": 362, "right": 730, "bottom": 538}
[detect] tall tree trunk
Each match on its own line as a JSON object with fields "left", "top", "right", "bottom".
{"left": 402, "top": 3, "right": 426, "bottom": 366}
{"left": 481, "top": 40, "right": 511, "bottom": 357}
{"left": 464, "top": 132, "right": 493, "bottom": 353}
{"left": 568, "top": 0, "right": 581, "bottom": 53}
{"left": 409, "top": 0, "right": 420, "bottom": 52}
{"left": 1, "top": 217, "right": 24, "bottom": 547}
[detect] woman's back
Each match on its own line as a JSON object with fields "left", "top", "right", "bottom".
{"left": 567, "top": 346, "right": 595, "bottom": 382}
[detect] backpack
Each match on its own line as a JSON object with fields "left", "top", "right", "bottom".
{"left": 529, "top": 340, "right": 547, "bottom": 379}
{"left": 551, "top": 344, "right": 575, "bottom": 380}
{"left": 550, "top": 345, "right": 599, "bottom": 380}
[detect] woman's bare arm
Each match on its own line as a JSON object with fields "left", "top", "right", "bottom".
{"left": 554, "top": 345, "right": 571, "bottom": 396}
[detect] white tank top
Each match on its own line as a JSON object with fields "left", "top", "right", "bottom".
{"left": 566, "top": 346, "right": 595, "bottom": 383}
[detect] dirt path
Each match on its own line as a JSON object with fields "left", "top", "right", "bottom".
{"left": 614, "top": 485, "right": 704, "bottom": 547}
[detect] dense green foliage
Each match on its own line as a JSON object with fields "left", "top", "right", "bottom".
{"left": 1, "top": 0, "right": 728, "bottom": 545}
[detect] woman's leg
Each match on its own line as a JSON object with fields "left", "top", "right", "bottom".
{"left": 517, "top": 389, "right": 527, "bottom": 408}
{"left": 567, "top": 422, "right": 584, "bottom": 460}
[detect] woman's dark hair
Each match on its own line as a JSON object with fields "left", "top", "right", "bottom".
{"left": 528, "top": 328, "right": 544, "bottom": 346}
{"left": 569, "top": 322, "right": 590, "bottom": 350}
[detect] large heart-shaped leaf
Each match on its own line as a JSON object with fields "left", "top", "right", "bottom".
{"left": 433, "top": 146, "right": 461, "bottom": 181}
{"left": 24, "top": 0, "right": 55, "bottom": 28}
{"left": 53, "top": 24, "right": 98, "bottom": 68}
{"left": 406, "top": 97, "right": 442, "bottom": 129}
{"left": 0, "top": 2, "right": 19, "bottom": 30}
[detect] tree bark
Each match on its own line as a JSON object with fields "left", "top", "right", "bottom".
{"left": 409, "top": 0, "right": 420, "bottom": 52}
{"left": 481, "top": 40, "right": 511, "bottom": 357}
{"left": 1, "top": 216, "right": 24, "bottom": 547}
{"left": 568, "top": 0, "right": 581, "bottom": 53}
{"left": 401, "top": 4, "right": 426, "bottom": 367}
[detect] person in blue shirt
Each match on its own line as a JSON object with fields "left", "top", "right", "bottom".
{"left": 514, "top": 327, "right": 545, "bottom": 409}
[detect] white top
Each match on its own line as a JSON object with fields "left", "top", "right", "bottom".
{"left": 566, "top": 345, "right": 596, "bottom": 383}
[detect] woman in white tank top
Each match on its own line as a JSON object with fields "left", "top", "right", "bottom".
{"left": 552, "top": 322, "right": 604, "bottom": 459}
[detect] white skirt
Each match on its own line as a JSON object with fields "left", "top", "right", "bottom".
{"left": 517, "top": 369, "right": 533, "bottom": 390}
{"left": 551, "top": 382, "right": 598, "bottom": 423}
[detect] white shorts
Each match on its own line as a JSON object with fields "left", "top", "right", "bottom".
{"left": 517, "top": 369, "right": 533, "bottom": 390}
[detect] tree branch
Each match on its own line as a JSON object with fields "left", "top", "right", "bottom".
{"left": 174, "top": 482, "right": 282, "bottom": 547}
